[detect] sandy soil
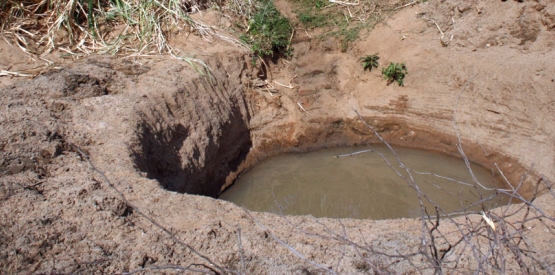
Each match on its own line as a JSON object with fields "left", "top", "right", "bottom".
{"left": 1, "top": 0, "right": 555, "bottom": 274}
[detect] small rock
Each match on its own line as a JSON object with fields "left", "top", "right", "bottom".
{"left": 457, "top": 4, "right": 471, "bottom": 14}
{"left": 8, "top": 160, "right": 25, "bottom": 175}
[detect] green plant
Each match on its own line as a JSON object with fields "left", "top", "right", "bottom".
{"left": 382, "top": 62, "right": 408, "bottom": 86}
{"left": 360, "top": 54, "right": 380, "bottom": 72}
{"left": 314, "top": 0, "right": 327, "bottom": 9}
{"left": 240, "top": 0, "right": 293, "bottom": 59}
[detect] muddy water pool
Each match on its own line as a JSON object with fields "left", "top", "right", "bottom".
{"left": 220, "top": 145, "right": 510, "bottom": 219}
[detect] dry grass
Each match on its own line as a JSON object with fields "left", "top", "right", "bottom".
{"left": 1, "top": 0, "right": 225, "bottom": 78}
{"left": 292, "top": 0, "right": 423, "bottom": 51}
{"left": 0, "top": 0, "right": 218, "bottom": 58}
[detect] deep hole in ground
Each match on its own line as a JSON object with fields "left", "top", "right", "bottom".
{"left": 133, "top": 108, "right": 252, "bottom": 197}
{"left": 130, "top": 65, "right": 253, "bottom": 197}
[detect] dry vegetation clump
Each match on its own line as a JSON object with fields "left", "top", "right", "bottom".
{"left": 292, "top": 0, "right": 424, "bottom": 51}
{"left": 0, "top": 0, "right": 296, "bottom": 72}
{"left": 0, "top": 0, "right": 218, "bottom": 57}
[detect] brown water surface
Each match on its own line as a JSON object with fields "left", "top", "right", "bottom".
{"left": 220, "top": 145, "right": 510, "bottom": 219}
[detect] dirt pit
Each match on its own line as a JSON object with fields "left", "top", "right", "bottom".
{"left": 2, "top": 0, "right": 555, "bottom": 274}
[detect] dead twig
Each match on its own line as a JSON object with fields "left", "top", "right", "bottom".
{"left": 333, "top": 149, "right": 372, "bottom": 158}
{"left": 124, "top": 264, "right": 218, "bottom": 275}
{"left": 273, "top": 74, "right": 299, "bottom": 89}
{"left": 297, "top": 101, "right": 309, "bottom": 113}
{"left": 242, "top": 207, "right": 339, "bottom": 275}
{"left": 395, "top": 1, "right": 418, "bottom": 10}
{"left": 329, "top": 0, "right": 360, "bottom": 6}
{"left": 0, "top": 70, "right": 34, "bottom": 77}
{"left": 71, "top": 144, "right": 233, "bottom": 275}
{"left": 428, "top": 18, "right": 445, "bottom": 39}
{"left": 236, "top": 228, "right": 246, "bottom": 275}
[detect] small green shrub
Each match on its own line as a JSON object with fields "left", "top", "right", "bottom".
{"left": 360, "top": 54, "right": 380, "bottom": 72}
{"left": 240, "top": 1, "right": 293, "bottom": 59}
{"left": 382, "top": 62, "right": 408, "bottom": 86}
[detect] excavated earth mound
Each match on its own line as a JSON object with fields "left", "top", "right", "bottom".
{"left": 1, "top": 0, "right": 555, "bottom": 274}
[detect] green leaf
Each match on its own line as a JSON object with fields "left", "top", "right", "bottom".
{"left": 382, "top": 62, "right": 408, "bottom": 86}
{"left": 360, "top": 54, "right": 380, "bottom": 72}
